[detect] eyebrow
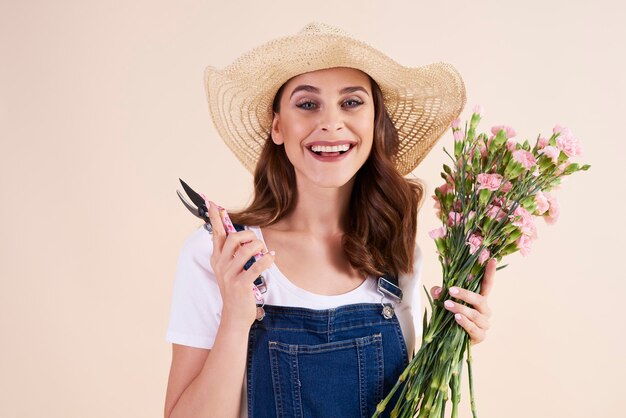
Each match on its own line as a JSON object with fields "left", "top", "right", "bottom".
{"left": 289, "top": 84, "right": 370, "bottom": 99}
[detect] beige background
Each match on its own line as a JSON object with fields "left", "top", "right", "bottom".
{"left": 1, "top": 0, "right": 624, "bottom": 417}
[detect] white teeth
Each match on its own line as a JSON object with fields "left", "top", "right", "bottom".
{"left": 310, "top": 144, "right": 351, "bottom": 153}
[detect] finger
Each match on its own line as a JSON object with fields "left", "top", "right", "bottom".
{"left": 221, "top": 230, "right": 260, "bottom": 260}
{"left": 217, "top": 205, "right": 237, "bottom": 235}
{"left": 430, "top": 286, "right": 443, "bottom": 300}
{"left": 480, "top": 258, "right": 497, "bottom": 298}
{"left": 228, "top": 238, "right": 267, "bottom": 273}
{"left": 447, "top": 287, "right": 491, "bottom": 317}
{"left": 240, "top": 250, "right": 275, "bottom": 284}
{"left": 444, "top": 300, "right": 490, "bottom": 330}
{"left": 207, "top": 201, "right": 227, "bottom": 256}
{"left": 453, "top": 313, "right": 486, "bottom": 345}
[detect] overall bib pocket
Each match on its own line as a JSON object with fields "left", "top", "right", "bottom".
{"left": 268, "top": 333, "right": 385, "bottom": 418}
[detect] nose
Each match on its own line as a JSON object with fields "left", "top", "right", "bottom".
{"left": 319, "top": 105, "right": 344, "bottom": 132}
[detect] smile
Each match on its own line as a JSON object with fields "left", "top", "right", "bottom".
{"left": 306, "top": 143, "right": 356, "bottom": 162}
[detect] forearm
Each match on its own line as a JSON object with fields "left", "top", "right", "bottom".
{"left": 169, "top": 320, "right": 250, "bottom": 418}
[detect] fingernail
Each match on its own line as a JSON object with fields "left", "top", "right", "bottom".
{"left": 455, "top": 313, "right": 462, "bottom": 321}
{"left": 444, "top": 300, "right": 454, "bottom": 308}
{"left": 269, "top": 250, "right": 276, "bottom": 256}
{"left": 449, "top": 287, "right": 459, "bottom": 295}
{"left": 435, "top": 287, "right": 442, "bottom": 295}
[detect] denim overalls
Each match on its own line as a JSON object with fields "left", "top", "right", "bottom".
{"left": 245, "top": 303, "right": 410, "bottom": 417}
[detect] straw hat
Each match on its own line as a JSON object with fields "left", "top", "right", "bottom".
{"left": 204, "top": 22, "right": 466, "bottom": 176}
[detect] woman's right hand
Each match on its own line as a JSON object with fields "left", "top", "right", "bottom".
{"left": 207, "top": 201, "right": 275, "bottom": 330}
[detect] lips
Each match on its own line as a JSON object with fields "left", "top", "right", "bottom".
{"left": 306, "top": 141, "right": 356, "bottom": 162}
{"left": 305, "top": 140, "right": 357, "bottom": 158}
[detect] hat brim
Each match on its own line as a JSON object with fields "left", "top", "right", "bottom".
{"left": 204, "top": 31, "right": 466, "bottom": 175}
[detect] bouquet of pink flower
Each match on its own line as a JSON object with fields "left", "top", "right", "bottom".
{"left": 373, "top": 106, "right": 590, "bottom": 417}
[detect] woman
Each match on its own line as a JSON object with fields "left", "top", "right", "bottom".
{"left": 164, "top": 23, "right": 495, "bottom": 418}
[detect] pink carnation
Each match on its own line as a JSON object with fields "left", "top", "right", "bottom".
{"left": 477, "top": 173, "right": 512, "bottom": 192}
{"left": 506, "top": 139, "right": 518, "bottom": 152}
{"left": 510, "top": 206, "right": 535, "bottom": 236}
{"left": 453, "top": 130, "right": 464, "bottom": 141}
{"left": 490, "top": 125, "right": 516, "bottom": 139}
{"left": 436, "top": 183, "right": 454, "bottom": 196}
{"left": 478, "top": 248, "right": 490, "bottom": 265}
{"left": 433, "top": 196, "right": 441, "bottom": 218}
{"left": 448, "top": 211, "right": 463, "bottom": 226}
{"left": 534, "top": 192, "right": 549, "bottom": 215}
{"left": 554, "top": 125, "right": 582, "bottom": 157}
{"left": 486, "top": 204, "right": 506, "bottom": 221}
{"left": 557, "top": 136, "right": 582, "bottom": 158}
{"left": 473, "top": 104, "right": 484, "bottom": 115}
{"left": 428, "top": 226, "right": 447, "bottom": 240}
{"left": 451, "top": 118, "right": 461, "bottom": 129}
{"left": 544, "top": 193, "right": 560, "bottom": 224}
{"left": 539, "top": 145, "right": 559, "bottom": 164}
{"left": 516, "top": 234, "right": 532, "bottom": 256}
{"left": 467, "top": 233, "right": 483, "bottom": 254}
{"left": 512, "top": 149, "right": 537, "bottom": 169}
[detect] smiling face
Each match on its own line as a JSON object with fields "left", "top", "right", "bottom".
{"left": 270, "top": 67, "right": 375, "bottom": 190}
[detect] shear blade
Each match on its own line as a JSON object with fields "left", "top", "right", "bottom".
{"left": 176, "top": 189, "right": 202, "bottom": 218}
{"left": 179, "top": 178, "right": 206, "bottom": 208}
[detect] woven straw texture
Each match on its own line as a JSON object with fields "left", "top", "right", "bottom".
{"left": 204, "top": 22, "right": 466, "bottom": 175}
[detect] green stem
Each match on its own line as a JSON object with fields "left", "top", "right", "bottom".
{"left": 466, "top": 337, "right": 478, "bottom": 418}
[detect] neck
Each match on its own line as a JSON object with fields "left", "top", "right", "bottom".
{"left": 277, "top": 175, "right": 355, "bottom": 237}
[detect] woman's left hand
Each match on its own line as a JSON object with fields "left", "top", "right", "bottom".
{"left": 430, "top": 258, "right": 496, "bottom": 345}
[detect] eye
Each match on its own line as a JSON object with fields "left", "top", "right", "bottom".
{"left": 343, "top": 98, "right": 364, "bottom": 108}
{"left": 296, "top": 100, "right": 318, "bottom": 110}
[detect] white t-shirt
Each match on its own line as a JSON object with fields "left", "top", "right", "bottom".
{"left": 166, "top": 225, "right": 424, "bottom": 417}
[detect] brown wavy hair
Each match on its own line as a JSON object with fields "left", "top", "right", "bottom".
{"left": 230, "top": 76, "right": 424, "bottom": 278}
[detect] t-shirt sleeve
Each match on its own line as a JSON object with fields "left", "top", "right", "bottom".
{"left": 401, "top": 242, "right": 424, "bottom": 340}
{"left": 166, "top": 226, "right": 222, "bottom": 349}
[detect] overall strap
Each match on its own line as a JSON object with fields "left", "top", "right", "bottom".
{"left": 378, "top": 273, "right": 403, "bottom": 303}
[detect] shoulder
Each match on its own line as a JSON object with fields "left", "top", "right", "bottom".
{"left": 176, "top": 225, "right": 215, "bottom": 272}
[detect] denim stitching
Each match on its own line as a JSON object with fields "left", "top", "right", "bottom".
{"left": 260, "top": 303, "right": 385, "bottom": 318}
{"left": 356, "top": 337, "right": 367, "bottom": 417}
{"left": 269, "top": 334, "right": 382, "bottom": 354}
{"left": 246, "top": 329, "right": 255, "bottom": 417}
{"left": 291, "top": 346, "right": 303, "bottom": 418}
{"left": 268, "top": 342, "right": 284, "bottom": 417}
{"left": 376, "top": 333, "right": 384, "bottom": 403}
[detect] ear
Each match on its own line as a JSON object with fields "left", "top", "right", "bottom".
{"left": 271, "top": 113, "right": 284, "bottom": 145}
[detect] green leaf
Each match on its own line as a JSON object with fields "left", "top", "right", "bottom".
{"left": 424, "top": 284, "right": 434, "bottom": 310}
